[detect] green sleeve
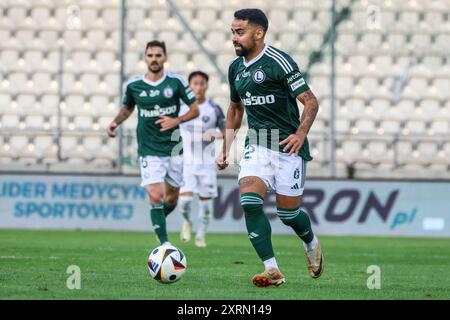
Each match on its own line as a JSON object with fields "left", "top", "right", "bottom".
{"left": 278, "top": 56, "right": 309, "bottom": 98}
{"left": 178, "top": 79, "right": 196, "bottom": 106}
{"left": 283, "top": 66, "right": 310, "bottom": 98}
{"left": 122, "top": 83, "right": 136, "bottom": 108}
{"left": 228, "top": 61, "right": 241, "bottom": 103}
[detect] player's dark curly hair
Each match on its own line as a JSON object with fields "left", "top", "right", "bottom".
{"left": 188, "top": 70, "right": 209, "bottom": 83}
{"left": 145, "top": 40, "right": 167, "bottom": 55}
{"left": 234, "top": 8, "right": 269, "bottom": 32}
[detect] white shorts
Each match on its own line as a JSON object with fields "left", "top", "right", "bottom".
{"left": 139, "top": 155, "right": 184, "bottom": 188}
{"left": 238, "top": 144, "right": 307, "bottom": 196}
{"left": 180, "top": 166, "right": 218, "bottom": 198}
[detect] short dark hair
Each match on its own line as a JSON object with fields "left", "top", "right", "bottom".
{"left": 145, "top": 40, "right": 167, "bottom": 55}
{"left": 234, "top": 8, "right": 269, "bottom": 32}
{"left": 188, "top": 70, "right": 209, "bottom": 83}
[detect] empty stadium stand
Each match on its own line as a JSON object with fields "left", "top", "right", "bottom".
{"left": 1, "top": 0, "right": 449, "bottom": 178}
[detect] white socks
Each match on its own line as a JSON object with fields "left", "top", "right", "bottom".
{"left": 303, "top": 235, "right": 318, "bottom": 252}
{"left": 179, "top": 195, "right": 193, "bottom": 223}
{"left": 263, "top": 257, "right": 279, "bottom": 271}
{"left": 196, "top": 198, "right": 213, "bottom": 238}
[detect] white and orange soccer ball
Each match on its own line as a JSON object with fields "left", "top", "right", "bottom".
{"left": 147, "top": 244, "right": 187, "bottom": 283}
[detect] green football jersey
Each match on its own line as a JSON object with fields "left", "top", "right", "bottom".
{"left": 228, "top": 44, "right": 313, "bottom": 161}
{"left": 122, "top": 72, "right": 196, "bottom": 157}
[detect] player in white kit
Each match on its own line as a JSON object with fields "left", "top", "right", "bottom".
{"left": 178, "top": 71, "right": 226, "bottom": 247}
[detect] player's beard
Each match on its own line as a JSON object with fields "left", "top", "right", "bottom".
{"left": 149, "top": 63, "right": 162, "bottom": 74}
{"left": 234, "top": 43, "right": 251, "bottom": 57}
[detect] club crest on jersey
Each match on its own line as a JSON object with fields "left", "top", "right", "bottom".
{"left": 202, "top": 116, "right": 210, "bottom": 123}
{"left": 253, "top": 70, "right": 266, "bottom": 83}
{"left": 163, "top": 87, "right": 174, "bottom": 98}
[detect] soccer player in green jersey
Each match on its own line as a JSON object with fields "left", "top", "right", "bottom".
{"left": 217, "top": 9, "right": 324, "bottom": 287}
{"left": 107, "top": 41, "right": 199, "bottom": 246}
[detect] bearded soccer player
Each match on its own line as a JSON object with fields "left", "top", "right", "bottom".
{"left": 107, "top": 41, "right": 199, "bottom": 245}
{"left": 178, "top": 71, "right": 225, "bottom": 247}
{"left": 217, "top": 9, "right": 323, "bottom": 287}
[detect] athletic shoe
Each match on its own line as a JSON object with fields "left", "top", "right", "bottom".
{"left": 180, "top": 221, "right": 192, "bottom": 243}
{"left": 195, "top": 236, "right": 207, "bottom": 247}
{"left": 305, "top": 240, "right": 324, "bottom": 278}
{"left": 252, "top": 268, "right": 286, "bottom": 287}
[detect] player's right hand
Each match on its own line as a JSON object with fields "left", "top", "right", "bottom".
{"left": 216, "top": 151, "right": 229, "bottom": 170}
{"left": 107, "top": 122, "right": 118, "bottom": 138}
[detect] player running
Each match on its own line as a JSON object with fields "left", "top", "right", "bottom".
{"left": 216, "top": 9, "right": 324, "bottom": 287}
{"left": 107, "top": 40, "right": 199, "bottom": 246}
{"left": 177, "top": 71, "right": 226, "bottom": 247}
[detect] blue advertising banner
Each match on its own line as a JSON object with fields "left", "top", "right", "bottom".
{"left": 0, "top": 174, "right": 448, "bottom": 237}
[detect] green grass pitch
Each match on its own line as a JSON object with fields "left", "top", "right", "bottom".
{"left": 0, "top": 229, "right": 449, "bottom": 300}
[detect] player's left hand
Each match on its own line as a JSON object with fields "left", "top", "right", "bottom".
{"left": 279, "top": 133, "right": 306, "bottom": 156}
{"left": 155, "top": 116, "right": 181, "bottom": 132}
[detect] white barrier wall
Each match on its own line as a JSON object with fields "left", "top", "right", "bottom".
{"left": 0, "top": 174, "right": 448, "bottom": 237}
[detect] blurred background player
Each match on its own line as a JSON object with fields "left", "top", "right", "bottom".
{"left": 178, "top": 71, "right": 226, "bottom": 247}
{"left": 107, "top": 40, "right": 199, "bottom": 245}
{"left": 217, "top": 9, "right": 323, "bottom": 287}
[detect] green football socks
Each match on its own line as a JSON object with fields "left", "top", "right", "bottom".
{"left": 240, "top": 193, "right": 274, "bottom": 261}
{"left": 163, "top": 202, "right": 177, "bottom": 217}
{"left": 277, "top": 207, "right": 314, "bottom": 243}
{"left": 150, "top": 204, "right": 168, "bottom": 244}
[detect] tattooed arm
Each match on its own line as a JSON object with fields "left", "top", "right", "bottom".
{"left": 107, "top": 105, "right": 135, "bottom": 138}
{"left": 296, "top": 89, "right": 319, "bottom": 137}
{"left": 279, "top": 89, "right": 319, "bottom": 155}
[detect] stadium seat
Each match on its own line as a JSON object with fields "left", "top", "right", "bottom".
{"left": 102, "top": 7, "right": 120, "bottom": 29}
{"left": 366, "top": 140, "right": 393, "bottom": 164}
{"left": 433, "top": 33, "right": 450, "bottom": 53}
{"left": 405, "top": 120, "right": 426, "bottom": 135}
{"left": 396, "top": 140, "right": 415, "bottom": 163}
{"left": 0, "top": 93, "right": 12, "bottom": 112}
{"left": 433, "top": 77, "right": 450, "bottom": 100}
{"left": 104, "top": 73, "right": 119, "bottom": 94}
{"left": 34, "top": 135, "right": 56, "bottom": 159}
{"left": 59, "top": 135, "right": 86, "bottom": 159}
{"left": 64, "top": 95, "right": 86, "bottom": 115}
{"left": 79, "top": 73, "right": 101, "bottom": 94}
{"left": 74, "top": 115, "right": 94, "bottom": 130}
{"left": 335, "top": 119, "right": 350, "bottom": 133}
{"left": 1, "top": 50, "right": 22, "bottom": 73}
{"left": 430, "top": 120, "right": 449, "bottom": 135}
{"left": 32, "top": 72, "right": 53, "bottom": 93}
{"left": 31, "top": 7, "right": 52, "bottom": 26}
{"left": 204, "top": 31, "right": 228, "bottom": 54}
{"left": 336, "top": 140, "right": 360, "bottom": 163}
{"left": 134, "top": 30, "right": 154, "bottom": 46}
{"left": 9, "top": 135, "right": 30, "bottom": 158}
{"left": 416, "top": 141, "right": 438, "bottom": 164}
{"left": 39, "top": 94, "right": 59, "bottom": 114}
{"left": 1, "top": 114, "right": 20, "bottom": 129}
{"left": 7, "top": 6, "right": 28, "bottom": 27}
{"left": 24, "top": 114, "right": 45, "bottom": 130}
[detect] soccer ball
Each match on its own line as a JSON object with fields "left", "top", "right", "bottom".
{"left": 147, "top": 244, "right": 187, "bottom": 283}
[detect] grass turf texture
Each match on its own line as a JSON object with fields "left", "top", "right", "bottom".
{"left": 0, "top": 229, "right": 449, "bottom": 300}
